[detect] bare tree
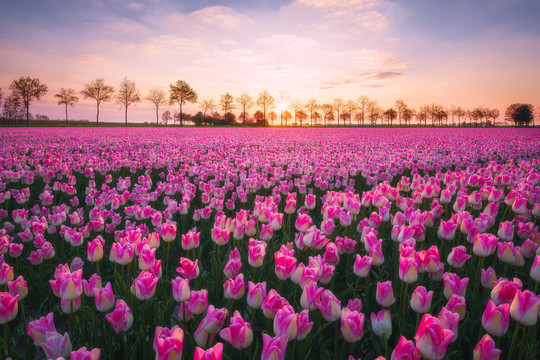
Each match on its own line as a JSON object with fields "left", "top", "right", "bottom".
{"left": 10, "top": 76, "right": 48, "bottom": 126}
{"left": 2, "top": 93, "right": 25, "bottom": 122}
{"left": 200, "top": 99, "right": 216, "bottom": 125}
{"left": 417, "top": 105, "right": 430, "bottom": 127}
{"left": 236, "top": 93, "right": 254, "bottom": 125}
{"left": 276, "top": 91, "right": 290, "bottom": 126}
{"left": 356, "top": 95, "right": 370, "bottom": 126}
{"left": 54, "top": 88, "right": 79, "bottom": 126}
{"left": 220, "top": 93, "right": 235, "bottom": 124}
{"left": 305, "top": 98, "right": 318, "bottom": 127}
{"left": 296, "top": 109, "right": 308, "bottom": 126}
{"left": 366, "top": 100, "right": 381, "bottom": 126}
{"left": 161, "top": 110, "right": 172, "bottom": 125}
{"left": 395, "top": 100, "right": 407, "bottom": 127}
{"left": 256, "top": 90, "right": 275, "bottom": 125}
{"left": 403, "top": 108, "right": 415, "bottom": 126}
{"left": 289, "top": 100, "right": 303, "bottom": 127}
{"left": 145, "top": 89, "right": 167, "bottom": 126}
{"left": 333, "top": 98, "right": 344, "bottom": 127}
{"left": 169, "top": 80, "right": 198, "bottom": 126}
{"left": 116, "top": 77, "right": 141, "bottom": 126}
{"left": 81, "top": 78, "right": 114, "bottom": 125}
{"left": 383, "top": 108, "right": 397, "bottom": 126}
{"left": 320, "top": 104, "right": 334, "bottom": 126}
{"left": 345, "top": 99, "right": 357, "bottom": 126}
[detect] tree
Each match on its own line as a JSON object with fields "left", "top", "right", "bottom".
{"left": 169, "top": 80, "right": 197, "bottom": 126}
{"left": 116, "top": 77, "right": 141, "bottom": 126}
{"left": 253, "top": 110, "right": 266, "bottom": 126}
{"left": 320, "top": 104, "right": 334, "bottom": 126}
{"left": 296, "top": 109, "right": 308, "bottom": 126}
{"left": 161, "top": 111, "right": 172, "bottom": 125}
{"left": 345, "top": 100, "right": 357, "bottom": 126}
{"left": 505, "top": 103, "right": 534, "bottom": 127}
{"left": 200, "top": 99, "right": 216, "bottom": 125}
{"left": 2, "top": 93, "right": 25, "bottom": 122}
{"left": 403, "top": 108, "right": 415, "bottom": 126}
{"left": 276, "top": 91, "right": 290, "bottom": 126}
{"left": 383, "top": 108, "right": 397, "bottom": 126}
{"left": 340, "top": 111, "right": 350, "bottom": 125}
{"left": 282, "top": 110, "right": 292, "bottom": 126}
{"left": 305, "top": 98, "right": 318, "bottom": 127}
{"left": 471, "top": 107, "right": 485, "bottom": 126}
{"left": 418, "top": 105, "right": 430, "bottom": 127}
{"left": 356, "top": 95, "right": 370, "bottom": 126}
{"left": 366, "top": 100, "right": 381, "bottom": 126}
{"left": 145, "top": 89, "right": 167, "bottom": 126}
{"left": 486, "top": 108, "right": 500, "bottom": 126}
{"left": 289, "top": 100, "right": 303, "bottom": 127}
{"left": 454, "top": 106, "right": 466, "bottom": 126}
{"left": 333, "top": 98, "right": 344, "bottom": 127}
{"left": 256, "top": 90, "right": 275, "bottom": 125}
{"left": 81, "top": 78, "right": 114, "bottom": 125}
{"left": 236, "top": 93, "right": 254, "bottom": 125}
{"left": 220, "top": 93, "right": 235, "bottom": 124}
{"left": 395, "top": 100, "right": 407, "bottom": 127}
{"left": 267, "top": 111, "right": 277, "bottom": 125}
{"left": 54, "top": 88, "right": 79, "bottom": 126}
{"left": 9, "top": 76, "right": 48, "bottom": 126}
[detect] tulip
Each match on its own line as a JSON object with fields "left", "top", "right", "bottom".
{"left": 300, "top": 281, "right": 324, "bottom": 311}
{"left": 262, "top": 289, "right": 289, "bottom": 319}
{"left": 295, "top": 213, "right": 312, "bottom": 232}
{"left": 531, "top": 255, "right": 540, "bottom": 283}
{"left": 371, "top": 309, "right": 392, "bottom": 339}
{"left": 188, "top": 289, "right": 209, "bottom": 315}
{"left": 223, "top": 273, "right": 245, "bottom": 300}
{"left": 211, "top": 227, "right": 230, "bottom": 246}
{"left": 223, "top": 250, "right": 242, "bottom": 279}
{"left": 105, "top": 299, "right": 133, "bottom": 333}
{"left": 7, "top": 275, "right": 28, "bottom": 301}
{"left": 194, "top": 342, "right": 223, "bottom": 360}
{"left": 353, "top": 255, "right": 372, "bottom": 277}
{"left": 172, "top": 277, "right": 190, "bottom": 302}
{"left": 87, "top": 237, "right": 104, "bottom": 262}
{"left": 481, "top": 299, "right": 509, "bottom": 337}
{"left": 414, "top": 314, "right": 454, "bottom": 360}
{"left": 260, "top": 224, "right": 273, "bottom": 241}
{"left": 219, "top": 311, "right": 253, "bottom": 349}
{"left": 138, "top": 244, "right": 156, "bottom": 271}
{"left": 391, "top": 336, "right": 421, "bottom": 360}
{"left": 40, "top": 331, "right": 72, "bottom": 360}
{"left": 274, "top": 253, "right": 297, "bottom": 280}
{"left": 70, "top": 347, "right": 101, "bottom": 360}
{"left": 497, "top": 221, "right": 514, "bottom": 241}
{"left": 509, "top": 289, "right": 540, "bottom": 326}
{"left": 376, "top": 281, "right": 396, "bottom": 307}
{"left": 131, "top": 271, "right": 158, "bottom": 301}
{"left": 274, "top": 305, "right": 298, "bottom": 339}
{"left": 161, "top": 222, "right": 177, "bottom": 242}
{"left": 296, "top": 309, "right": 313, "bottom": 340}
{"left": 247, "top": 281, "right": 267, "bottom": 309}
{"left": 437, "top": 307, "right": 459, "bottom": 339}
{"left": 316, "top": 289, "right": 341, "bottom": 322}
{"left": 399, "top": 257, "right": 418, "bottom": 284}
{"left": 27, "top": 312, "right": 56, "bottom": 346}
{"left": 261, "top": 334, "right": 288, "bottom": 360}
{"left": 481, "top": 267, "right": 497, "bottom": 289}
{"left": 248, "top": 238, "right": 267, "bottom": 268}
{"left": 82, "top": 273, "right": 102, "bottom": 297}
{"left": 473, "top": 233, "right": 499, "bottom": 257}
{"left": 446, "top": 246, "right": 471, "bottom": 269}
{"left": 176, "top": 257, "right": 200, "bottom": 281}
{"left": 341, "top": 307, "right": 365, "bottom": 343}
{"left": 0, "top": 292, "right": 18, "bottom": 324}
{"left": 437, "top": 220, "right": 457, "bottom": 241}
{"left": 0, "top": 263, "right": 14, "bottom": 285}
{"left": 491, "top": 278, "right": 521, "bottom": 305}
{"left": 182, "top": 228, "right": 200, "bottom": 251}
{"left": 473, "top": 334, "right": 501, "bottom": 360}
{"left": 442, "top": 272, "right": 469, "bottom": 300}
{"left": 410, "top": 286, "right": 433, "bottom": 314}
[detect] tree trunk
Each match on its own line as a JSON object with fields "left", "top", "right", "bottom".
{"left": 156, "top": 107, "right": 159, "bottom": 126}
{"left": 26, "top": 105, "right": 29, "bottom": 126}
{"left": 96, "top": 103, "right": 100, "bottom": 125}
{"left": 179, "top": 104, "right": 183, "bottom": 126}
{"left": 65, "top": 104, "right": 69, "bottom": 126}
{"left": 125, "top": 106, "right": 128, "bottom": 126}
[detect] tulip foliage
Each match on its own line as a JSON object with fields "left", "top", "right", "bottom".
{"left": 0, "top": 127, "right": 539, "bottom": 360}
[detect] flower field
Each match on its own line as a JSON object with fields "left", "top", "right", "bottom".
{"left": 1, "top": 127, "right": 539, "bottom": 360}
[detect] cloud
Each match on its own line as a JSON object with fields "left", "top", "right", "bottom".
{"left": 320, "top": 71, "right": 404, "bottom": 89}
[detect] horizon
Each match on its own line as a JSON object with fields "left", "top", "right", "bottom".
{"left": 1, "top": 0, "right": 540, "bottom": 124}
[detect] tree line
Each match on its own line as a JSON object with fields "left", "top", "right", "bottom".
{"left": 0, "top": 76, "right": 537, "bottom": 127}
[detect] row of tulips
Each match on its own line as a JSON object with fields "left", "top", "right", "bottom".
{"left": 0, "top": 127, "right": 539, "bottom": 360}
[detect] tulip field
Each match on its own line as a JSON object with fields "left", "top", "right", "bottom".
{"left": 1, "top": 127, "right": 540, "bottom": 360}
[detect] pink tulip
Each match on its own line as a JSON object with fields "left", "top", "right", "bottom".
{"left": 353, "top": 255, "right": 372, "bottom": 277}
{"left": 509, "top": 289, "right": 540, "bottom": 326}
{"left": 247, "top": 281, "right": 267, "bottom": 309}
{"left": 376, "top": 281, "right": 396, "bottom": 307}
{"left": 316, "top": 289, "right": 341, "bottom": 322}
{"left": 161, "top": 222, "right": 177, "bottom": 242}
{"left": 473, "top": 233, "right": 499, "bottom": 257}
{"left": 260, "top": 224, "right": 273, "bottom": 241}
{"left": 40, "top": 331, "right": 72, "bottom": 360}
{"left": 300, "top": 281, "right": 324, "bottom": 311}
{"left": 27, "top": 312, "right": 56, "bottom": 345}
{"left": 481, "top": 299, "right": 509, "bottom": 337}
{"left": 262, "top": 289, "right": 289, "bottom": 319}
{"left": 194, "top": 305, "right": 228, "bottom": 347}
{"left": 93, "top": 282, "right": 115, "bottom": 312}
{"left": 261, "top": 334, "right": 288, "bottom": 360}
{"left": 171, "top": 277, "right": 190, "bottom": 303}
{"left": 82, "top": 273, "right": 102, "bottom": 297}
{"left": 481, "top": 267, "right": 497, "bottom": 289}
{"left": 321, "top": 219, "right": 336, "bottom": 236}
{"left": 437, "top": 220, "right": 457, "bottom": 241}
{"left": 437, "top": 307, "right": 459, "bottom": 339}
{"left": 176, "top": 257, "right": 200, "bottom": 281}
{"left": 414, "top": 314, "right": 454, "bottom": 360}
{"left": 410, "top": 286, "right": 433, "bottom": 314}
{"left": 491, "top": 278, "right": 522, "bottom": 305}
{"left": 70, "top": 347, "right": 101, "bottom": 360}
{"left": 446, "top": 246, "right": 471, "bottom": 269}
{"left": 305, "top": 194, "right": 316, "bottom": 210}
{"left": 371, "top": 309, "right": 392, "bottom": 338}
{"left": 105, "top": 299, "right": 133, "bottom": 333}
{"left": 399, "top": 257, "right": 418, "bottom": 284}
{"left": 7, "top": 275, "right": 28, "bottom": 301}
{"left": 130, "top": 271, "right": 158, "bottom": 301}
{"left": 154, "top": 325, "right": 184, "bottom": 360}
{"left": 473, "top": 334, "right": 501, "bottom": 360}
{"left": 274, "top": 305, "right": 298, "bottom": 339}
{"left": 0, "top": 263, "right": 14, "bottom": 285}
{"left": 341, "top": 307, "right": 365, "bottom": 343}
{"left": 87, "top": 237, "right": 104, "bottom": 262}
{"left": 444, "top": 294, "right": 466, "bottom": 320}
{"left": 110, "top": 242, "right": 135, "bottom": 265}
{"left": 274, "top": 253, "right": 297, "bottom": 280}
{"left": 188, "top": 289, "right": 209, "bottom": 315}
{"left": 223, "top": 273, "right": 245, "bottom": 300}
{"left": 335, "top": 236, "right": 357, "bottom": 255}
{"left": 181, "top": 228, "right": 200, "bottom": 251}
{"left": 497, "top": 221, "right": 514, "bottom": 241}
{"left": 442, "top": 272, "right": 469, "bottom": 300}
{"left": 211, "top": 227, "right": 230, "bottom": 246}
{"left": 138, "top": 244, "right": 156, "bottom": 271}
{"left": 391, "top": 336, "right": 421, "bottom": 360}
{"left": 295, "top": 213, "right": 312, "bottom": 232}
{"left": 323, "top": 242, "right": 340, "bottom": 265}
{"left": 296, "top": 309, "right": 313, "bottom": 340}
{"left": 219, "top": 310, "right": 253, "bottom": 349}
{"left": 194, "top": 342, "right": 223, "bottom": 360}
{"left": 0, "top": 292, "right": 18, "bottom": 324}
{"left": 247, "top": 238, "right": 267, "bottom": 268}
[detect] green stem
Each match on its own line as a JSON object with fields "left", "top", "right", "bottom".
{"left": 401, "top": 283, "right": 409, "bottom": 321}
{"left": 517, "top": 325, "right": 527, "bottom": 360}
{"left": 21, "top": 302, "right": 29, "bottom": 356}
{"left": 4, "top": 322, "right": 10, "bottom": 358}
{"left": 166, "top": 242, "right": 171, "bottom": 279}
{"left": 334, "top": 321, "right": 339, "bottom": 360}
{"left": 507, "top": 322, "right": 520, "bottom": 360}
{"left": 69, "top": 299, "right": 74, "bottom": 347}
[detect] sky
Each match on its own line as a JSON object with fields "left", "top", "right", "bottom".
{"left": 1, "top": 0, "right": 539, "bottom": 124}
